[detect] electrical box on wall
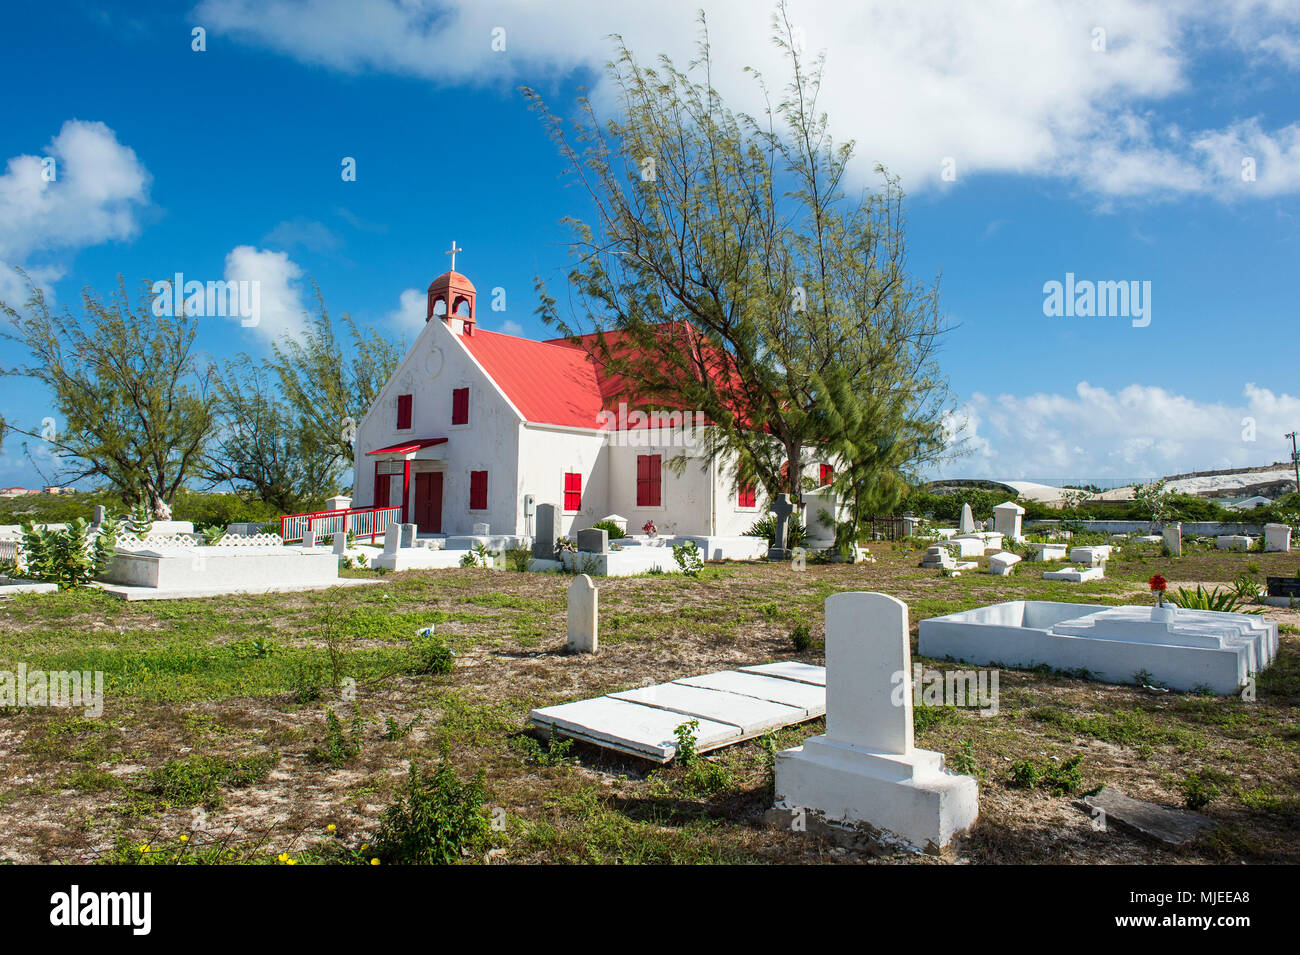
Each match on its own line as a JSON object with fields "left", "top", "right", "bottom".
{"left": 523, "top": 494, "right": 536, "bottom": 517}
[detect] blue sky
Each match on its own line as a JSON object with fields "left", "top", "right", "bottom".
{"left": 2, "top": 0, "right": 1298, "bottom": 490}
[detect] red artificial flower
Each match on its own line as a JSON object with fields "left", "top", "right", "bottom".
{"left": 1148, "top": 574, "right": 1168, "bottom": 593}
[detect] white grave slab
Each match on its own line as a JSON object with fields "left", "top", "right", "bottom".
{"left": 1042, "top": 565, "right": 1105, "bottom": 582}
{"left": 987, "top": 551, "right": 1021, "bottom": 576}
{"left": 741, "top": 661, "right": 828, "bottom": 685}
{"left": 612, "top": 683, "right": 804, "bottom": 736}
{"left": 530, "top": 697, "right": 741, "bottom": 761}
{"left": 918, "top": 600, "right": 1276, "bottom": 694}
{"left": 1216, "top": 535, "right": 1252, "bottom": 551}
{"left": 1069, "top": 545, "right": 1112, "bottom": 566}
{"left": 774, "top": 592, "right": 979, "bottom": 850}
{"left": 676, "top": 670, "right": 826, "bottom": 716}
{"left": 529, "top": 664, "right": 827, "bottom": 762}
{"left": 1032, "top": 542, "right": 1068, "bottom": 561}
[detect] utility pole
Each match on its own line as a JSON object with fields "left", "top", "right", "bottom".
{"left": 1288, "top": 431, "right": 1300, "bottom": 498}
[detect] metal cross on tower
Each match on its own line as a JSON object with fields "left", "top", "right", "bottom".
{"left": 446, "top": 240, "right": 463, "bottom": 271}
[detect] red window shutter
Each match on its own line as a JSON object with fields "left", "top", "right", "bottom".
{"left": 469, "top": 470, "right": 488, "bottom": 510}
{"left": 820, "top": 464, "right": 833, "bottom": 486}
{"left": 452, "top": 387, "right": 469, "bottom": 425}
{"left": 738, "top": 483, "right": 756, "bottom": 508}
{"left": 637, "top": 454, "right": 662, "bottom": 507}
{"left": 396, "top": 394, "right": 412, "bottom": 430}
{"left": 564, "top": 472, "right": 582, "bottom": 511}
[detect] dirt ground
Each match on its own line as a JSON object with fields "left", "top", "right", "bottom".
{"left": 0, "top": 537, "right": 1296, "bottom": 865}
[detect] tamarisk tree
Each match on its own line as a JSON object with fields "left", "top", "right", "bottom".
{"left": 525, "top": 3, "right": 948, "bottom": 515}
{"left": 1, "top": 273, "right": 215, "bottom": 518}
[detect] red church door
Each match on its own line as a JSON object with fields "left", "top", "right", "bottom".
{"left": 374, "top": 473, "right": 391, "bottom": 509}
{"left": 414, "top": 472, "right": 443, "bottom": 533}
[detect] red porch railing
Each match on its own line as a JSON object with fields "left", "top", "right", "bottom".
{"left": 279, "top": 505, "right": 402, "bottom": 544}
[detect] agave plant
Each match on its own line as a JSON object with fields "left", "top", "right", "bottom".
{"left": 1168, "top": 584, "right": 1262, "bottom": 614}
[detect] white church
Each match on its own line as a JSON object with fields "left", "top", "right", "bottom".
{"left": 350, "top": 252, "right": 831, "bottom": 544}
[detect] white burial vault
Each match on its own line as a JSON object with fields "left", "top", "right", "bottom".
{"left": 918, "top": 601, "right": 1276, "bottom": 694}
{"left": 775, "top": 592, "right": 978, "bottom": 850}
{"left": 529, "top": 662, "right": 826, "bottom": 762}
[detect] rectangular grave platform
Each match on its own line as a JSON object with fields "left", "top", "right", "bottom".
{"left": 918, "top": 600, "right": 1276, "bottom": 694}
{"left": 529, "top": 664, "right": 827, "bottom": 762}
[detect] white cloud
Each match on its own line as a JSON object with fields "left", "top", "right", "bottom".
{"left": 0, "top": 119, "right": 150, "bottom": 304}
{"left": 499, "top": 318, "right": 524, "bottom": 336}
{"left": 382, "top": 287, "right": 426, "bottom": 332}
{"left": 0, "top": 120, "right": 149, "bottom": 260}
{"left": 223, "top": 245, "right": 307, "bottom": 342}
{"left": 942, "top": 381, "right": 1300, "bottom": 481}
{"left": 194, "top": 0, "right": 1300, "bottom": 198}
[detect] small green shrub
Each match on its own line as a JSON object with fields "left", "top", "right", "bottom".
{"left": 1181, "top": 771, "right": 1220, "bottom": 810}
{"left": 673, "top": 720, "right": 700, "bottom": 765}
{"left": 505, "top": 547, "right": 533, "bottom": 572}
{"left": 1008, "top": 754, "right": 1084, "bottom": 795}
{"left": 790, "top": 623, "right": 813, "bottom": 652}
{"left": 591, "top": 519, "right": 626, "bottom": 540}
{"left": 309, "top": 707, "right": 365, "bottom": 766}
{"left": 409, "top": 636, "right": 455, "bottom": 675}
{"left": 672, "top": 540, "right": 704, "bottom": 576}
{"left": 372, "top": 760, "right": 490, "bottom": 865}
{"left": 144, "top": 752, "right": 277, "bottom": 810}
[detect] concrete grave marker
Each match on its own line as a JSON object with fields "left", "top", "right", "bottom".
{"left": 400, "top": 523, "right": 417, "bottom": 548}
{"left": 332, "top": 530, "right": 348, "bottom": 556}
{"left": 987, "top": 551, "right": 1021, "bottom": 576}
{"left": 92, "top": 505, "right": 106, "bottom": 525}
{"left": 774, "top": 592, "right": 979, "bottom": 849}
{"left": 958, "top": 503, "right": 976, "bottom": 535}
{"left": 1162, "top": 522, "right": 1182, "bottom": 557}
{"left": 302, "top": 528, "right": 316, "bottom": 548}
{"left": 472, "top": 522, "right": 490, "bottom": 536}
{"left": 992, "top": 501, "right": 1024, "bottom": 540}
{"left": 576, "top": 527, "right": 608, "bottom": 554}
{"left": 769, "top": 493, "right": 794, "bottom": 561}
{"left": 383, "top": 525, "right": 400, "bottom": 555}
{"left": 1264, "top": 523, "right": 1291, "bottom": 553}
{"left": 532, "top": 503, "right": 557, "bottom": 560}
{"left": 566, "top": 574, "right": 598, "bottom": 653}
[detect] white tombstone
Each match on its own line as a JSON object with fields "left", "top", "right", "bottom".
{"left": 1264, "top": 523, "right": 1291, "bottom": 553}
{"left": 987, "top": 551, "right": 1021, "bottom": 576}
{"left": 325, "top": 495, "right": 351, "bottom": 513}
{"left": 1032, "top": 542, "right": 1068, "bottom": 561}
{"left": 472, "top": 522, "right": 490, "bottom": 536}
{"left": 566, "top": 574, "right": 598, "bottom": 653}
{"left": 774, "top": 592, "right": 978, "bottom": 849}
{"left": 383, "top": 525, "right": 400, "bottom": 555}
{"left": 302, "top": 527, "right": 316, "bottom": 548}
{"left": 1162, "top": 522, "right": 1182, "bottom": 557}
{"left": 332, "top": 531, "right": 348, "bottom": 556}
{"left": 1069, "top": 545, "right": 1112, "bottom": 567}
{"left": 949, "top": 537, "right": 986, "bottom": 558}
{"left": 1216, "top": 535, "right": 1252, "bottom": 552}
{"left": 957, "top": 503, "right": 976, "bottom": 535}
{"left": 992, "top": 501, "right": 1024, "bottom": 540}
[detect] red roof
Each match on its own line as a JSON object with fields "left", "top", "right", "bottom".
{"left": 366, "top": 437, "right": 448, "bottom": 456}
{"left": 454, "top": 322, "right": 752, "bottom": 431}
{"left": 457, "top": 329, "right": 607, "bottom": 429}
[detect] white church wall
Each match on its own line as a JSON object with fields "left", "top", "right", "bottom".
{"left": 606, "top": 431, "right": 714, "bottom": 536}
{"left": 516, "top": 425, "right": 609, "bottom": 539}
{"left": 352, "top": 318, "right": 521, "bottom": 535}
